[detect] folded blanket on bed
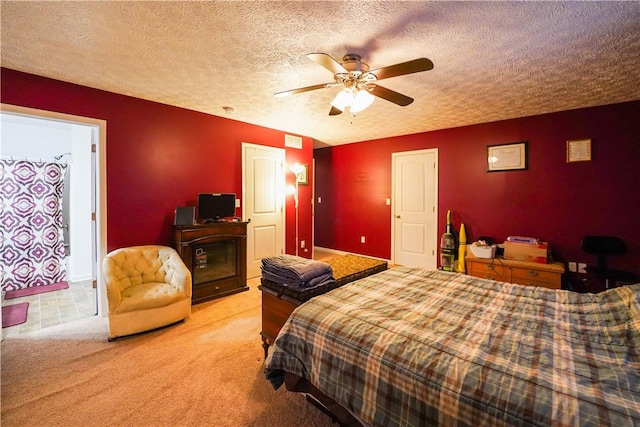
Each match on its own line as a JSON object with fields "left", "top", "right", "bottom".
{"left": 261, "top": 255, "right": 334, "bottom": 289}
{"left": 261, "top": 270, "right": 335, "bottom": 290}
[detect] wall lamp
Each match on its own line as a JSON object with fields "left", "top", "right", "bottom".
{"left": 288, "top": 163, "right": 306, "bottom": 256}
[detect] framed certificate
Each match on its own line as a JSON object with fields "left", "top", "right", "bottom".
{"left": 487, "top": 142, "right": 528, "bottom": 172}
{"left": 567, "top": 139, "right": 591, "bottom": 162}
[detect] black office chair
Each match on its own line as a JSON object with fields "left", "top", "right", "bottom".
{"left": 581, "top": 236, "right": 638, "bottom": 289}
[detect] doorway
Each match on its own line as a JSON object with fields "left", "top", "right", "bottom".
{"left": 391, "top": 149, "right": 438, "bottom": 268}
{"left": 0, "top": 103, "right": 108, "bottom": 317}
{"left": 242, "top": 143, "right": 285, "bottom": 278}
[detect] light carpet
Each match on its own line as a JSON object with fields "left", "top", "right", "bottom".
{"left": 0, "top": 283, "right": 333, "bottom": 427}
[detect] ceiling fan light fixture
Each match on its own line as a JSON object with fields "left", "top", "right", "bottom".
{"left": 277, "top": 53, "right": 433, "bottom": 117}
{"left": 330, "top": 87, "right": 375, "bottom": 113}
{"left": 350, "top": 89, "right": 375, "bottom": 113}
{"left": 330, "top": 88, "right": 353, "bottom": 112}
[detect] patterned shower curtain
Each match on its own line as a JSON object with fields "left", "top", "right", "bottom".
{"left": 0, "top": 159, "right": 68, "bottom": 291}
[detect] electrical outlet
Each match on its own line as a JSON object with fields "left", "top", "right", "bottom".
{"left": 361, "top": 236, "right": 366, "bottom": 244}
{"left": 568, "top": 262, "right": 577, "bottom": 272}
{"left": 317, "top": 197, "right": 322, "bottom": 204}
{"left": 235, "top": 198, "right": 240, "bottom": 208}
{"left": 578, "top": 263, "right": 587, "bottom": 274}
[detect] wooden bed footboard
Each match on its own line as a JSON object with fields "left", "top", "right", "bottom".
{"left": 284, "top": 373, "right": 364, "bottom": 427}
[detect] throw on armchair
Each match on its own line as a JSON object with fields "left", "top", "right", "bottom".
{"left": 103, "top": 245, "right": 192, "bottom": 341}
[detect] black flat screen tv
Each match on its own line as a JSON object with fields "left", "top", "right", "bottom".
{"left": 197, "top": 193, "right": 236, "bottom": 222}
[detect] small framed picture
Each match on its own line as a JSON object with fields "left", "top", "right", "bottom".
{"left": 296, "top": 164, "right": 309, "bottom": 185}
{"left": 566, "top": 139, "right": 591, "bottom": 162}
{"left": 487, "top": 142, "right": 528, "bottom": 172}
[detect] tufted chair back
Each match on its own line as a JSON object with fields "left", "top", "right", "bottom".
{"left": 104, "top": 245, "right": 191, "bottom": 293}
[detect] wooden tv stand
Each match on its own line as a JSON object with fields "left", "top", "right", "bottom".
{"left": 173, "top": 221, "right": 249, "bottom": 304}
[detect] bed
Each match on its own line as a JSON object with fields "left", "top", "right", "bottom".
{"left": 264, "top": 267, "right": 640, "bottom": 426}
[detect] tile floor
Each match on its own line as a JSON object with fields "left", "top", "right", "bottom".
{"left": 2, "top": 280, "right": 96, "bottom": 339}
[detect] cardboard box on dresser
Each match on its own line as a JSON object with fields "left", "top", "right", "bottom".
{"left": 503, "top": 241, "right": 550, "bottom": 264}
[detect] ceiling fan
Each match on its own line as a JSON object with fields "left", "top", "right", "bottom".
{"left": 275, "top": 53, "right": 434, "bottom": 116}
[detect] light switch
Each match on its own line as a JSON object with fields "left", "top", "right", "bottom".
{"left": 385, "top": 198, "right": 391, "bottom": 206}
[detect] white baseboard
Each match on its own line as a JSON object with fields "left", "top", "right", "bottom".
{"left": 313, "top": 246, "right": 348, "bottom": 256}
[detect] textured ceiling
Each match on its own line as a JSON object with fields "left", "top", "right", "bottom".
{"left": 2, "top": 1, "right": 640, "bottom": 148}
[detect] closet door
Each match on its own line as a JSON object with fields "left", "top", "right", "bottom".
{"left": 392, "top": 149, "right": 438, "bottom": 269}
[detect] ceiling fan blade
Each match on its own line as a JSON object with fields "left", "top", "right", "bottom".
{"left": 329, "top": 106, "right": 343, "bottom": 116}
{"left": 275, "top": 82, "right": 333, "bottom": 98}
{"left": 369, "top": 58, "right": 434, "bottom": 80}
{"left": 369, "top": 85, "right": 414, "bottom": 106}
{"left": 307, "top": 53, "right": 348, "bottom": 75}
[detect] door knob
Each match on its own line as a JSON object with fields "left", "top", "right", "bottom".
{"left": 395, "top": 215, "right": 401, "bottom": 218}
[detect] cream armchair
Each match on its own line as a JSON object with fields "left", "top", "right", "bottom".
{"left": 103, "top": 245, "right": 192, "bottom": 341}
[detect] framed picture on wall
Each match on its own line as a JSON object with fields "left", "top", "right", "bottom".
{"left": 487, "top": 141, "right": 528, "bottom": 172}
{"left": 566, "top": 138, "right": 591, "bottom": 162}
{"left": 296, "top": 164, "right": 309, "bottom": 185}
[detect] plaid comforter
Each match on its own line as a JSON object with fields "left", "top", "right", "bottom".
{"left": 264, "top": 267, "right": 640, "bottom": 426}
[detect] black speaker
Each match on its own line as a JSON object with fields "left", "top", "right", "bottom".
{"left": 174, "top": 206, "right": 195, "bottom": 225}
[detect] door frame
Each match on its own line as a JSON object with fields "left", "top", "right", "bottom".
{"left": 241, "top": 142, "right": 286, "bottom": 278}
{"left": 311, "top": 158, "right": 316, "bottom": 260}
{"left": 390, "top": 148, "right": 438, "bottom": 268}
{"left": 1, "top": 103, "right": 108, "bottom": 316}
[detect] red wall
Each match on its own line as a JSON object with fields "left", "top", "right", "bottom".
{"left": 315, "top": 101, "right": 640, "bottom": 285}
{"left": 1, "top": 68, "right": 314, "bottom": 256}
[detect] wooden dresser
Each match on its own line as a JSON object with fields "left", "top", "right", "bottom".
{"left": 466, "top": 253, "right": 565, "bottom": 289}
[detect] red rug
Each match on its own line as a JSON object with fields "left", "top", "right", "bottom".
{"left": 4, "top": 281, "right": 69, "bottom": 300}
{"left": 2, "top": 302, "right": 29, "bottom": 328}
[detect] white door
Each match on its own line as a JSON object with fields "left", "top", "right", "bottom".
{"left": 392, "top": 149, "right": 438, "bottom": 268}
{"left": 242, "top": 143, "right": 285, "bottom": 278}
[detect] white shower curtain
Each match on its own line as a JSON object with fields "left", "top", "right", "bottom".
{"left": 0, "top": 159, "right": 68, "bottom": 291}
